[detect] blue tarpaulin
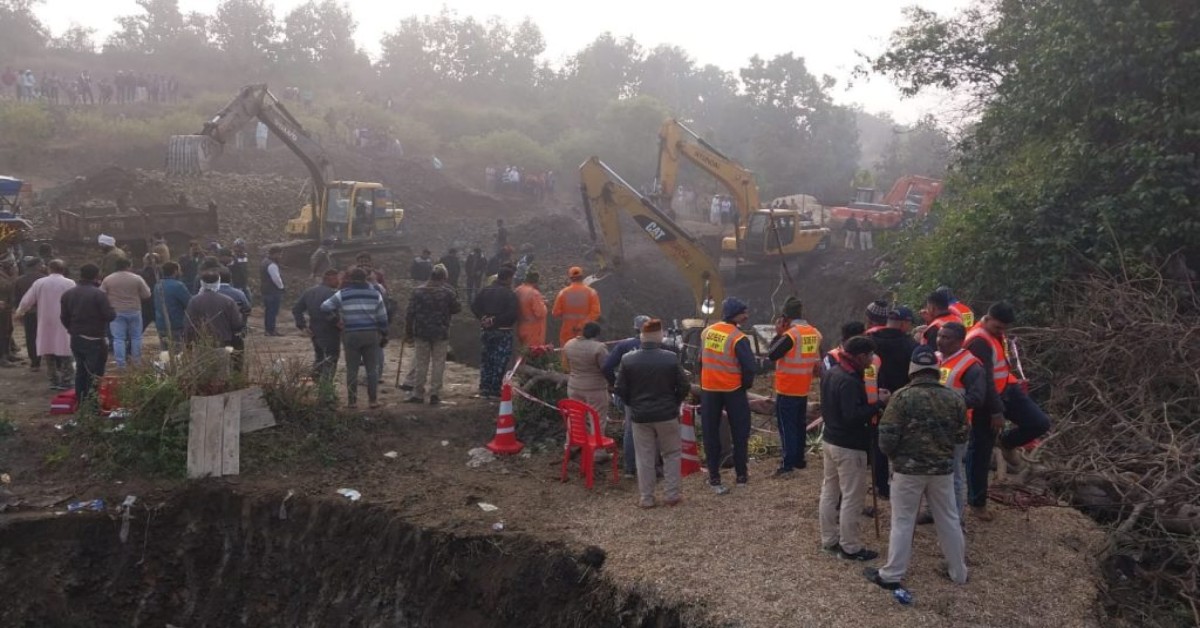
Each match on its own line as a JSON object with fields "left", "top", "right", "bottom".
{"left": 0, "top": 177, "right": 23, "bottom": 196}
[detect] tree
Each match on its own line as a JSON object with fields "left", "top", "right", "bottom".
{"left": 105, "top": 0, "right": 186, "bottom": 54}
{"left": 278, "top": 0, "right": 364, "bottom": 75}
{"left": 211, "top": 0, "right": 278, "bottom": 71}
{"left": 870, "top": 0, "right": 1200, "bottom": 321}
{"left": 873, "top": 115, "right": 953, "bottom": 193}
{"left": 49, "top": 23, "right": 97, "bottom": 54}
{"left": 0, "top": 0, "right": 48, "bottom": 56}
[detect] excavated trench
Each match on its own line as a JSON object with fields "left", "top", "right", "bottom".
{"left": 0, "top": 486, "right": 691, "bottom": 628}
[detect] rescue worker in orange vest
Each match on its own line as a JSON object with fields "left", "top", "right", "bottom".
{"left": 937, "top": 286, "right": 975, "bottom": 328}
{"left": 700, "top": 297, "right": 757, "bottom": 494}
{"left": 552, "top": 266, "right": 601, "bottom": 347}
{"left": 935, "top": 321, "right": 993, "bottom": 522}
{"left": 964, "top": 302, "right": 1050, "bottom": 519}
{"left": 767, "top": 296, "right": 822, "bottom": 476}
{"left": 921, "top": 289, "right": 963, "bottom": 346}
{"left": 514, "top": 270, "right": 547, "bottom": 349}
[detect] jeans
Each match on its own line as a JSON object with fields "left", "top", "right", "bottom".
{"left": 966, "top": 416, "right": 997, "bottom": 507}
{"left": 71, "top": 336, "right": 107, "bottom": 409}
{"left": 775, "top": 394, "right": 808, "bottom": 470}
{"left": 262, "top": 294, "right": 282, "bottom": 334}
{"left": 818, "top": 443, "right": 869, "bottom": 554}
{"left": 342, "top": 330, "right": 380, "bottom": 405}
{"left": 1000, "top": 386, "right": 1051, "bottom": 449}
{"left": 22, "top": 313, "right": 39, "bottom": 368}
{"left": 479, "top": 329, "right": 514, "bottom": 396}
{"left": 700, "top": 389, "right": 751, "bottom": 482}
{"left": 110, "top": 310, "right": 143, "bottom": 367}
{"left": 311, "top": 332, "right": 341, "bottom": 381}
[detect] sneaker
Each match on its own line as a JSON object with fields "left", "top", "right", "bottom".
{"left": 917, "top": 511, "right": 934, "bottom": 525}
{"left": 710, "top": 483, "right": 730, "bottom": 496}
{"left": 428, "top": 396, "right": 441, "bottom": 406}
{"left": 822, "top": 543, "right": 842, "bottom": 556}
{"left": 839, "top": 547, "right": 879, "bottom": 561}
{"left": 863, "top": 567, "right": 900, "bottom": 590}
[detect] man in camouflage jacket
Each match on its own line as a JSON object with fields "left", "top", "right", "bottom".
{"left": 865, "top": 346, "right": 969, "bottom": 590}
{"left": 403, "top": 264, "right": 461, "bottom": 405}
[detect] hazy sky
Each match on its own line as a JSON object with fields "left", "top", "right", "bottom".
{"left": 36, "top": 0, "right": 972, "bottom": 123}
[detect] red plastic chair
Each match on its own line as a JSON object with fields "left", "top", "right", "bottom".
{"left": 558, "top": 399, "right": 618, "bottom": 489}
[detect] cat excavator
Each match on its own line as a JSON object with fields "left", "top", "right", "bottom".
{"left": 652, "top": 118, "right": 829, "bottom": 277}
{"left": 165, "top": 84, "right": 404, "bottom": 261}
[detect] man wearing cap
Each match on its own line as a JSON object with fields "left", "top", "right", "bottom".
{"left": 403, "top": 264, "right": 461, "bottom": 405}
{"left": 604, "top": 314, "right": 654, "bottom": 476}
{"left": 12, "top": 257, "right": 47, "bottom": 370}
{"left": 15, "top": 260, "right": 77, "bottom": 390}
{"left": 310, "top": 238, "right": 334, "bottom": 281}
{"left": 260, "top": 246, "right": 285, "bottom": 336}
{"left": 864, "top": 307, "right": 920, "bottom": 500}
{"left": 97, "top": 234, "right": 128, "bottom": 278}
{"left": 819, "top": 335, "right": 886, "bottom": 561}
{"left": 767, "top": 296, "right": 822, "bottom": 476}
{"left": 699, "top": 297, "right": 757, "bottom": 494}
{"left": 471, "top": 266, "right": 519, "bottom": 399}
{"left": 615, "top": 319, "right": 689, "bottom": 508}
{"left": 0, "top": 253, "right": 17, "bottom": 365}
{"left": 322, "top": 268, "right": 390, "bottom": 409}
{"left": 514, "top": 270, "right": 547, "bottom": 349}
{"left": 552, "top": 266, "right": 601, "bottom": 347}
{"left": 864, "top": 345, "right": 969, "bottom": 589}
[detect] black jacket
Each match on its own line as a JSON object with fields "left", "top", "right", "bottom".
{"left": 820, "top": 357, "right": 877, "bottom": 451}
{"left": 60, "top": 281, "right": 116, "bottom": 338}
{"left": 867, "top": 327, "right": 918, "bottom": 395}
{"left": 471, "top": 281, "right": 519, "bottom": 329}
{"left": 439, "top": 254, "right": 462, "bottom": 286}
{"left": 615, "top": 342, "right": 690, "bottom": 423}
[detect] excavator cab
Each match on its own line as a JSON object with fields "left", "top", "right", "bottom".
{"left": 723, "top": 210, "right": 830, "bottom": 262}
{"left": 286, "top": 181, "right": 403, "bottom": 242}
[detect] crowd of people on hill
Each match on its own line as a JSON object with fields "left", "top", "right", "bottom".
{"left": 0, "top": 67, "right": 180, "bottom": 105}
{"left": 484, "top": 166, "right": 556, "bottom": 202}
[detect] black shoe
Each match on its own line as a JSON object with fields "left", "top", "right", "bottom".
{"left": 735, "top": 475, "right": 749, "bottom": 486}
{"left": 399, "top": 384, "right": 414, "bottom": 392}
{"left": 863, "top": 567, "right": 900, "bottom": 590}
{"left": 428, "top": 396, "right": 440, "bottom": 405}
{"left": 839, "top": 548, "right": 879, "bottom": 561}
{"left": 917, "top": 512, "right": 934, "bottom": 525}
{"left": 795, "top": 461, "right": 808, "bottom": 470}
{"left": 772, "top": 468, "right": 795, "bottom": 479}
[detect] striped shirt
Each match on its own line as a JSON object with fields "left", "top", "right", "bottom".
{"left": 320, "top": 283, "right": 388, "bottom": 332}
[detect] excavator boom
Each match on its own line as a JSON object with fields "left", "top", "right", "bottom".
{"left": 580, "top": 157, "right": 722, "bottom": 317}
{"left": 655, "top": 118, "right": 761, "bottom": 225}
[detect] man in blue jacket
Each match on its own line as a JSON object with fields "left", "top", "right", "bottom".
{"left": 153, "top": 261, "right": 191, "bottom": 352}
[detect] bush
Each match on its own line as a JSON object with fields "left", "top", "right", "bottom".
{"left": 458, "top": 129, "right": 557, "bottom": 172}
{"left": 0, "top": 101, "right": 54, "bottom": 159}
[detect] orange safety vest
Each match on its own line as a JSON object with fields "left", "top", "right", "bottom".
{"left": 775, "top": 323, "right": 820, "bottom": 396}
{"left": 950, "top": 302, "right": 975, "bottom": 328}
{"left": 965, "top": 322, "right": 1016, "bottom": 393}
{"left": 922, "top": 312, "right": 964, "bottom": 345}
{"left": 553, "top": 282, "right": 600, "bottom": 346}
{"left": 827, "top": 346, "right": 881, "bottom": 403}
{"left": 939, "top": 348, "right": 981, "bottom": 424}
{"left": 700, "top": 321, "right": 747, "bottom": 392}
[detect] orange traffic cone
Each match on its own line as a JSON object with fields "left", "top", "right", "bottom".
{"left": 486, "top": 382, "right": 524, "bottom": 455}
{"left": 679, "top": 404, "right": 701, "bottom": 477}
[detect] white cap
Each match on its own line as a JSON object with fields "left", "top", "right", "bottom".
{"left": 98, "top": 234, "right": 116, "bottom": 247}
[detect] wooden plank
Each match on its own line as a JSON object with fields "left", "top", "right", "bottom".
{"left": 202, "top": 395, "right": 223, "bottom": 477}
{"left": 221, "top": 393, "right": 241, "bottom": 476}
{"left": 235, "top": 387, "right": 276, "bottom": 434}
{"left": 186, "top": 396, "right": 209, "bottom": 478}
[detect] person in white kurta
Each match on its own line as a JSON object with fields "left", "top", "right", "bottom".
{"left": 14, "top": 263, "right": 76, "bottom": 389}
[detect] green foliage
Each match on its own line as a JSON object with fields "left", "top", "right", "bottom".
{"left": 0, "top": 414, "right": 15, "bottom": 440}
{"left": 0, "top": 102, "right": 54, "bottom": 157}
{"left": 77, "top": 368, "right": 190, "bottom": 477}
{"left": 459, "top": 129, "right": 557, "bottom": 172}
{"left": 0, "top": 0, "right": 47, "bottom": 56}
{"left": 872, "top": 0, "right": 1200, "bottom": 322}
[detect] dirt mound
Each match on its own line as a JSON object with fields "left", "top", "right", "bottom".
{"left": 0, "top": 486, "right": 695, "bottom": 628}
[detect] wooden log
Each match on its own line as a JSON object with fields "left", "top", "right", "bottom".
{"left": 186, "top": 392, "right": 242, "bottom": 478}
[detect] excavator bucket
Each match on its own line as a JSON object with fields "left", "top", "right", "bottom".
{"left": 166, "top": 135, "right": 221, "bottom": 175}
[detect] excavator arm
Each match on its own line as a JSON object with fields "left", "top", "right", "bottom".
{"left": 580, "top": 157, "right": 722, "bottom": 317}
{"left": 166, "top": 84, "right": 333, "bottom": 230}
{"left": 655, "top": 118, "right": 761, "bottom": 226}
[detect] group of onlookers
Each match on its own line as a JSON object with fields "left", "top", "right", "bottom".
{"left": 0, "top": 67, "right": 179, "bottom": 105}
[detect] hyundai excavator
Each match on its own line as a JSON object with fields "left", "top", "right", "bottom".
{"left": 653, "top": 118, "right": 829, "bottom": 276}
{"left": 165, "top": 84, "right": 404, "bottom": 261}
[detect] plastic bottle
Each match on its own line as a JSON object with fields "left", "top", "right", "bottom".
{"left": 893, "top": 587, "right": 914, "bottom": 606}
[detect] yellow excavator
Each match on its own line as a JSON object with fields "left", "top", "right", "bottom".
{"left": 165, "top": 84, "right": 404, "bottom": 258}
{"left": 653, "top": 118, "right": 829, "bottom": 273}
